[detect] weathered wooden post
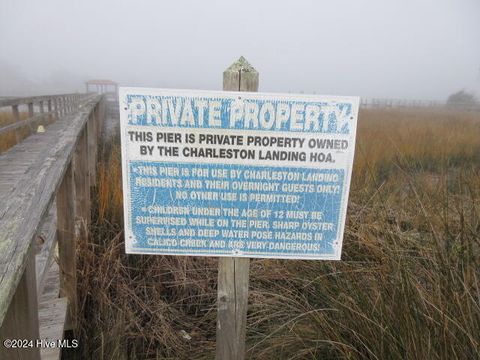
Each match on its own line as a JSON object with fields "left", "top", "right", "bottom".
{"left": 60, "top": 126, "right": 91, "bottom": 331}
{"left": 57, "top": 161, "right": 77, "bottom": 329}
{"left": 98, "top": 97, "right": 105, "bottom": 138}
{"left": 27, "top": 102, "right": 34, "bottom": 118}
{"left": 75, "top": 127, "right": 91, "bottom": 229}
{"left": 60, "top": 97, "right": 64, "bottom": 115}
{"left": 216, "top": 56, "right": 258, "bottom": 360}
{"left": 87, "top": 113, "right": 97, "bottom": 184}
{"left": 47, "top": 99, "right": 52, "bottom": 122}
{"left": 11, "top": 105, "right": 20, "bottom": 123}
{"left": 54, "top": 98, "right": 59, "bottom": 118}
{"left": 12, "top": 104, "right": 21, "bottom": 143}
{"left": 0, "top": 247, "right": 40, "bottom": 360}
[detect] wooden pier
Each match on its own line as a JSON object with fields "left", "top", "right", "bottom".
{"left": 0, "top": 91, "right": 108, "bottom": 359}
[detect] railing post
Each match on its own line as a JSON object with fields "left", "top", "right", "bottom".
{"left": 216, "top": 56, "right": 258, "bottom": 360}
{"left": 12, "top": 105, "right": 21, "bottom": 143}
{"left": 100, "top": 96, "right": 106, "bottom": 135}
{"left": 11, "top": 105, "right": 20, "bottom": 122}
{"left": 94, "top": 98, "right": 104, "bottom": 143}
{"left": 0, "top": 247, "right": 40, "bottom": 360}
{"left": 47, "top": 99, "right": 52, "bottom": 122}
{"left": 56, "top": 161, "right": 77, "bottom": 330}
{"left": 26, "top": 102, "right": 35, "bottom": 133}
{"left": 96, "top": 102, "right": 102, "bottom": 138}
{"left": 87, "top": 114, "right": 97, "bottom": 185}
{"left": 39, "top": 101, "right": 45, "bottom": 126}
{"left": 95, "top": 100, "right": 103, "bottom": 141}
{"left": 61, "top": 125, "right": 90, "bottom": 331}
{"left": 27, "top": 102, "right": 34, "bottom": 118}
{"left": 75, "top": 127, "right": 91, "bottom": 227}
{"left": 58, "top": 98, "right": 63, "bottom": 116}
{"left": 54, "top": 98, "right": 59, "bottom": 118}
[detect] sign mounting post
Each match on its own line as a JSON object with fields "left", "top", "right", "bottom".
{"left": 216, "top": 56, "right": 258, "bottom": 360}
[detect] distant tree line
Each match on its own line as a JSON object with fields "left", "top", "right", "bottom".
{"left": 446, "top": 90, "right": 478, "bottom": 108}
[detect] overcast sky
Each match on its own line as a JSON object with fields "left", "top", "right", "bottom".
{"left": 1, "top": 0, "right": 479, "bottom": 99}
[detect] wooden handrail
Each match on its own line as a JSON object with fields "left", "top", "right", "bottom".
{"left": 0, "top": 110, "right": 57, "bottom": 135}
{"left": 0, "top": 94, "right": 97, "bottom": 153}
{"left": 0, "top": 93, "right": 82, "bottom": 108}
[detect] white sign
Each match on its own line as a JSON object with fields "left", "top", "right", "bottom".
{"left": 119, "top": 87, "right": 359, "bottom": 260}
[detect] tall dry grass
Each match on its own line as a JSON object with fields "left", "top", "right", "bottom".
{"left": 353, "top": 108, "right": 480, "bottom": 189}
{"left": 76, "top": 108, "right": 480, "bottom": 359}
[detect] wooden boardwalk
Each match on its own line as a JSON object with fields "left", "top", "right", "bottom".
{"left": 0, "top": 92, "right": 107, "bottom": 359}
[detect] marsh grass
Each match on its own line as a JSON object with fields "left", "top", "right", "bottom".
{"left": 77, "top": 108, "right": 480, "bottom": 359}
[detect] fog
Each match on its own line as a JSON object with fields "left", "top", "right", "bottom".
{"left": 1, "top": 0, "right": 479, "bottom": 100}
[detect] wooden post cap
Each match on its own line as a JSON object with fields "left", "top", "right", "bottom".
{"left": 223, "top": 56, "right": 259, "bottom": 92}
{"left": 224, "top": 56, "right": 258, "bottom": 74}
